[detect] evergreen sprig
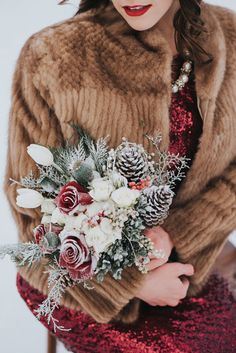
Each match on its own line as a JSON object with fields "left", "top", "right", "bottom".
{"left": 34, "top": 261, "right": 72, "bottom": 332}
{"left": 70, "top": 124, "right": 110, "bottom": 175}
{"left": 95, "top": 214, "right": 151, "bottom": 282}
{"left": 0, "top": 242, "right": 43, "bottom": 267}
{"left": 144, "top": 132, "right": 190, "bottom": 188}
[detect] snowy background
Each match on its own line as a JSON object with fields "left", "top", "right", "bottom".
{"left": 0, "top": 1, "right": 235, "bottom": 352}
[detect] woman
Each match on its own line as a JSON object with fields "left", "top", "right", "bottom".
{"left": 4, "top": 0, "right": 236, "bottom": 351}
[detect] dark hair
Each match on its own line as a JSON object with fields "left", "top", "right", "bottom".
{"left": 59, "top": 0, "right": 213, "bottom": 64}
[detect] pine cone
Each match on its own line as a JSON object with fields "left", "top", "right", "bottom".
{"left": 139, "top": 185, "right": 174, "bottom": 227}
{"left": 115, "top": 144, "right": 149, "bottom": 183}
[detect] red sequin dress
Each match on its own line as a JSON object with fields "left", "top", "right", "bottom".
{"left": 16, "top": 54, "right": 236, "bottom": 353}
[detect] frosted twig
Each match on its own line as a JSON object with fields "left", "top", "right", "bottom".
{"left": 0, "top": 242, "right": 43, "bottom": 267}
{"left": 34, "top": 261, "right": 73, "bottom": 332}
{"left": 37, "top": 165, "right": 68, "bottom": 186}
{"left": 144, "top": 132, "right": 190, "bottom": 188}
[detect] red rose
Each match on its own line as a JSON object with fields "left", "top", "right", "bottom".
{"left": 33, "top": 224, "right": 63, "bottom": 244}
{"left": 49, "top": 224, "right": 64, "bottom": 235}
{"left": 33, "top": 225, "right": 46, "bottom": 244}
{"left": 59, "top": 230, "right": 97, "bottom": 281}
{"left": 55, "top": 181, "right": 93, "bottom": 215}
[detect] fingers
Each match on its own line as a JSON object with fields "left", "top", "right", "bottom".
{"left": 143, "top": 226, "right": 162, "bottom": 239}
{"left": 179, "top": 277, "right": 190, "bottom": 298}
{"left": 168, "top": 300, "right": 180, "bottom": 307}
{"left": 167, "top": 278, "right": 190, "bottom": 306}
{"left": 145, "top": 257, "right": 167, "bottom": 271}
{"left": 181, "top": 264, "right": 194, "bottom": 276}
{"left": 171, "top": 263, "right": 194, "bottom": 277}
{"left": 148, "top": 249, "right": 166, "bottom": 260}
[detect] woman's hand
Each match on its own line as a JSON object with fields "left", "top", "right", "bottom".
{"left": 143, "top": 225, "right": 174, "bottom": 270}
{"left": 136, "top": 262, "right": 194, "bottom": 307}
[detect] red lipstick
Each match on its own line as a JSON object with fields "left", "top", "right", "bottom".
{"left": 123, "top": 4, "right": 152, "bottom": 17}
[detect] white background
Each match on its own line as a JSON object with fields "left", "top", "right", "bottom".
{"left": 0, "top": 1, "right": 235, "bottom": 352}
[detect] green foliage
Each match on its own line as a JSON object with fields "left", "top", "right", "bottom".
{"left": 70, "top": 124, "right": 109, "bottom": 176}
{"left": 144, "top": 132, "right": 190, "bottom": 189}
{"left": 72, "top": 161, "right": 94, "bottom": 188}
{"left": 0, "top": 242, "right": 43, "bottom": 267}
{"left": 95, "top": 214, "right": 151, "bottom": 282}
{"left": 50, "top": 142, "right": 86, "bottom": 175}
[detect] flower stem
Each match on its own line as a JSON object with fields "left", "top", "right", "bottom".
{"left": 52, "top": 163, "right": 66, "bottom": 175}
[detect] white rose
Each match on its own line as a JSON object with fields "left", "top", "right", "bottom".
{"left": 101, "top": 217, "right": 122, "bottom": 241}
{"left": 92, "top": 171, "right": 101, "bottom": 179}
{"left": 41, "top": 214, "right": 52, "bottom": 224}
{"left": 111, "top": 187, "right": 140, "bottom": 208}
{"left": 16, "top": 188, "right": 44, "bottom": 208}
{"left": 51, "top": 207, "right": 67, "bottom": 225}
{"left": 41, "top": 199, "right": 56, "bottom": 214}
{"left": 85, "top": 199, "right": 116, "bottom": 218}
{"left": 27, "top": 144, "right": 54, "bottom": 166}
{"left": 89, "top": 178, "right": 114, "bottom": 202}
{"left": 109, "top": 171, "right": 128, "bottom": 188}
{"left": 100, "top": 217, "right": 114, "bottom": 234}
{"left": 59, "top": 228, "right": 77, "bottom": 242}
{"left": 84, "top": 218, "right": 121, "bottom": 254}
{"left": 85, "top": 225, "right": 107, "bottom": 253}
{"left": 64, "top": 213, "right": 88, "bottom": 231}
{"left": 84, "top": 156, "right": 96, "bottom": 170}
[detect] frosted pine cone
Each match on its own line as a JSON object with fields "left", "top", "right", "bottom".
{"left": 139, "top": 185, "right": 174, "bottom": 227}
{"left": 115, "top": 142, "right": 149, "bottom": 183}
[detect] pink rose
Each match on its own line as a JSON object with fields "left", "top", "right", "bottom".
{"left": 59, "top": 230, "right": 97, "bottom": 281}
{"left": 33, "top": 224, "right": 63, "bottom": 244}
{"left": 49, "top": 224, "right": 64, "bottom": 235}
{"left": 55, "top": 181, "right": 93, "bottom": 215}
{"left": 33, "top": 225, "right": 46, "bottom": 244}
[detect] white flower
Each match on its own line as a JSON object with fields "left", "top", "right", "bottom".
{"left": 64, "top": 213, "right": 89, "bottom": 231}
{"left": 89, "top": 178, "right": 114, "bottom": 202}
{"left": 41, "top": 214, "right": 52, "bottom": 224}
{"left": 92, "top": 171, "right": 101, "bottom": 179}
{"left": 85, "top": 199, "right": 116, "bottom": 218}
{"left": 51, "top": 207, "right": 67, "bottom": 225}
{"left": 109, "top": 171, "right": 128, "bottom": 188}
{"left": 27, "top": 144, "right": 54, "bottom": 166}
{"left": 100, "top": 217, "right": 114, "bottom": 234}
{"left": 59, "top": 228, "right": 80, "bottom": 243}
{"left": 84, "top": 218, "right": 122, "bottom": 254}
{"left": 111, "top": 187, "right": 140, "bottom": 208}
{"left": 16, "top": 188, "right": 44, "bottom": 208}
{"left": 84, "top": 156, "right": 96, "bottom": 170}
{"left": 41, "top": 199, "right": 56, "bottom": 214}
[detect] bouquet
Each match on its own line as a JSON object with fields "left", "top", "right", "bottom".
{"left": 0, "top": 125, "right": 189, "bottom": 331}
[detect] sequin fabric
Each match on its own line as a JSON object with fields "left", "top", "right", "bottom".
{"left": 16, "top": 273, "right": 236, "bottom": 353}
{"left": 168, "top": 54, "right": 203, "bottom": 193}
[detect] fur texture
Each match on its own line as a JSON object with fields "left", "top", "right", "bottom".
{"left": 4, "top": 1, "right": 236, "bottom": 323}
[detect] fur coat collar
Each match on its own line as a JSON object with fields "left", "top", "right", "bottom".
{"left": 76, "top": 1, "right": 235, "bottom": 206}
{"left": 92, "top": 1, "right": 226, "bottom": 102}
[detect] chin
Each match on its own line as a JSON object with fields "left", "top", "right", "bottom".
{"left": 126, "top": 23, "right": 155, "bottom": 31}
{"left": 124, "top": 18, "right": 159, "bottom": 32}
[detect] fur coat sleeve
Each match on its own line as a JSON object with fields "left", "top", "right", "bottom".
{"left": 162, "top": 156, "right": 236, "bottom": 294}
{"left": 4, "top": 37, "right": 145, "bottom": 324}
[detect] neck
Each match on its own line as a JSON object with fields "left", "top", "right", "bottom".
{"left": 156, "top": 1, "right": 180, "bottom": 56}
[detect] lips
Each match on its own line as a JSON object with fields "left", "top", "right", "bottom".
{"left": 123, "top": 4, "right": 151, "bottom": 10}
{"left": 123, "top": 4, "right": 152, "bottom": 17}
{"left": 125, "top": 5, "right": 148, "bottom": 9}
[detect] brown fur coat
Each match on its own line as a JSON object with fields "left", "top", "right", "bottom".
{"left": 4, "top": 1, "right": 236, "bottom": 324}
